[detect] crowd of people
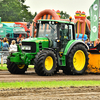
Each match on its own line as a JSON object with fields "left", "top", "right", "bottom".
{"left": 0, "top": 37, "right": 24, "bottom": 52}
{"left": 84, "top": 38, "right": 100, "bottom": 50}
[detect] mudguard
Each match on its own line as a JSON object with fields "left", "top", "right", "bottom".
{"left": 63, "top": 40, "right": 88, "bottom": 56}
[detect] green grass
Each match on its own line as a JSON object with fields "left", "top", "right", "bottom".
{"left": 0, "top": 64, "right": 34, "bottom": 70}
{"left": 28, "top": 65, "right": 34, "bottom": 68}
{"left": 0, "top": 80, "right": 100, "bottom": 89}
{"left": 0, "top": 64, "right": 7, "bottom": 70}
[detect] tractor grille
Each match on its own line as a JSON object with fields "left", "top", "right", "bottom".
{"left": 22, "top": 42, "right": 36, "bottom": 53}
{"left": 39, "top": 42, "right": 42, "bottom": 50}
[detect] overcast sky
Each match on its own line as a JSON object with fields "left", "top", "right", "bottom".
{"left": 24, "top": 0, "right": 95, "bottom": 18}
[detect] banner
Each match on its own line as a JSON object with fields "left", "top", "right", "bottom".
{"left": 89, "top": 0, "right": 99, "bottom": 41}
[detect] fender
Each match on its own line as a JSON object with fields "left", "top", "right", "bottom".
{"left": 63, "top": 40, "right": 88, "bottom": 56}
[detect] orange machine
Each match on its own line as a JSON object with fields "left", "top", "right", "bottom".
{"left": 87, "top": 52, "right": 100, "bottom": 73}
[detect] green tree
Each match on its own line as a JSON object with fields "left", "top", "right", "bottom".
{"left": 60, "top": 11, "right": 70, "bottom": 19}
{"left": 0, "top": 0, "right": 22, "bottom": 21}
{"left": 87, "top": 16, "right": 90, "bottom": 20}
{"left": 0, "top": 0, "right": 34, "bottom": 22}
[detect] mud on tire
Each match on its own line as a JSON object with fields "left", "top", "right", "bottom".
{"left": 63, "top": 44, "right": 88, "bottom": 75}
{"left": 34, "top": 50, "right": 57, "bottom": 76}
{"left": 7, "top": 59, "right": 28, "bottom": 74}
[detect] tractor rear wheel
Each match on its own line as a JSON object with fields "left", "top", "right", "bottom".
{"left": 63, "top": 44, "right": 88, "bottom": 75}
{"left": 7, "top": 59, "right": 28, "bottom": 74}
{"left": 34, "top": 50, "right": 57, "bottom": 76}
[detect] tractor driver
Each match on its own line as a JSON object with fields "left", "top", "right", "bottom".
{"left": 59, "top": 24, "right": 69, "bottom": 52}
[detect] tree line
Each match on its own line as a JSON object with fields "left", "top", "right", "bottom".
{"left": 0, "top": 0, "right": 72, "bottom": 22}
{"left": 0, "top": 0, "right": 37, "bottom": 22}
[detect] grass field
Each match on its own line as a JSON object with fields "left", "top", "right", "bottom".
{"left": 0, "top": 64, "right": 7, "bottom": 70}
{"left": 0, "top": 64, "right": 34, "bottom": 70}
{"left": 0, "top": 80, "right": 100, "bottom": 89}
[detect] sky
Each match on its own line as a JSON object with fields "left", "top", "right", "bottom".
{"left": 24, "top": 0, "right": 95, "bottom": 18}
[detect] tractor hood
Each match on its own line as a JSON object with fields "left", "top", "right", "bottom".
{"left": 21, "top": 37, "right": 49, "bottom": 53}
{"left": 22, "top": 37, "right": 49, "bottom": 43}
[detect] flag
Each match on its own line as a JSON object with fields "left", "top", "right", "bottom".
{"left": 89, "top": 0, "right": 99, "bottom": 41}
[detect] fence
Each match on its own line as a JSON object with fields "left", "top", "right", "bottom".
{"left": 0, "top": 51, "right": 9, "bottom": 67}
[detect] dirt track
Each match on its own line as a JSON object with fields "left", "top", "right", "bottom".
{"left": 0, "top": 69, "right": 100, "bottom": 99}
{"left": 0, "top": 86, "right": 100, "bottom": 100}
{"left": 1, "top": 69, "right": 100, "bottom": 82}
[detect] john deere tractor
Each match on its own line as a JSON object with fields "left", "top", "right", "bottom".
{"left": 7, "top": 19, "right": 88, "bottom": 76}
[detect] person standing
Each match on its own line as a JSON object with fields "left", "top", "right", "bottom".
{"left": 9, "top": 40, "right": 17, "bottom": 52}
{"left": 3, "top": 38, "right": 9, "bottom": 51}
{"left": 16, "top": 37, "right": 20, "bottom": 44}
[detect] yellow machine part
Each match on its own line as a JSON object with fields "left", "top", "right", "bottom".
{"left": 86, "top": 53, "right": 100, "bottom": 73}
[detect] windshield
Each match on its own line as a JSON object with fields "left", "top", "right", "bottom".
{"left": 38, "top": 22, "right": 57, "bottom": 40}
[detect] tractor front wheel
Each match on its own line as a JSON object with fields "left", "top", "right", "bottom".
{"left": 7, "top": 59, "right": 28, "bottom": 74}
{"left": 34, "top": 50, "right": 57, "bottom": 76}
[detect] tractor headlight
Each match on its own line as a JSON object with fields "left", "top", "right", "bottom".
{"left": 21, "top": 46, "right": 31, "bottom": 50}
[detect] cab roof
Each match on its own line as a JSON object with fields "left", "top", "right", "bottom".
{"left": 37, "top": 19, "right": 74, "bottom": 24}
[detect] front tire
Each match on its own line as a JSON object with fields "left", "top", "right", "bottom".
{"left": 63, "top": 44, "right": 88, "bottom": 75}
{"left": 34, "top": 50, "right": 57, "bottom": 76}
{"left": 7, "top": 59, "right": 28, "bottom": 74}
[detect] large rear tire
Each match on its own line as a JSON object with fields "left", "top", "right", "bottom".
{"left": 34, "top": 50, "right": 57, "bottom": 76}
{"left": 7, "top": 59, "right": 28, "bottom": 74}
{"left": 63, "top": 44, "right": 88, "bottom": 75}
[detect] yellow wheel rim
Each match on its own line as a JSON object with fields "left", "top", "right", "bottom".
{"left": 73, "top": 50, "right": 85, "bottom": 71}
{"left": 17, "top": 64, "right": 25, "bottom": 69}
{"left": 45, "top": 56, "right": 53, "bottom": 71}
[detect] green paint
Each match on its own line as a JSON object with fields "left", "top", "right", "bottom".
{"left": 58, "top": 55, "right": 66, "bottom": 66}
{"left": 63, "top": 40, "right": 77, "bottom": 55}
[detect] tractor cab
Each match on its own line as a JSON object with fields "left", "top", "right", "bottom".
{"left": 36, "top": 19, "right": 75, "bottom": 53}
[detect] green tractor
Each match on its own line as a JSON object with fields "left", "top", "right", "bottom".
{"left": 7, "top": 19, "right": 88, "bottom": 76}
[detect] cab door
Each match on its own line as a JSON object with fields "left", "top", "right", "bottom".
{"left": 59, "top": 23, "right": 74, "bottom": 52}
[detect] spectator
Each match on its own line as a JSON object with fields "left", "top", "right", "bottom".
{"left": 95, "top": 38, "right": 100, "bottom": 50}
{"left": 3, "top": 38, "right": 9, "bottom": 51}
{"left": 19, "top": 37, "right": 24, "bottom": 46}
{"left": 3, "top": 37, "right": 9, "bottom": 44}
{"left": 9, "top": 40, "right": 17, "bottom": 52}
{"left": 85, "top": 39, "right": 89, "bottom": 50}
{"left": 96, "top": 38, "right": 100, "bottom": 45}
{"left": 89, "top": 41, "right": 94, "bottom": 49}
{"left": 87, "top": 38, "right": 90, "bottom": 47}
{"left": 16, "top": 37, "right": 20, "bottom": 44}
{"left": 82, "top": 39, "right": 84, "bottom": 42}
{"left": 0, "top": 38, "right": 3, "bottom": 51}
